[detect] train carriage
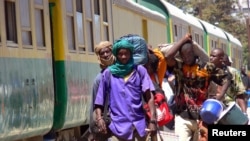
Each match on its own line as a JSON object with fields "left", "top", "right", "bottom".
{"left": 0, "top": 0, "right": 244, "bottom": 141}
{"left": 184, "top": 13, "right": 204, "bottom": 49}
{"left": 198, "top": 19, "right": 228, "bottom": 54}
{"left": 112, "top": 0, "right": 167, "bottom": 47}
{"left": 162, "top": 1, "right": 189, "bottom": 43}
{"left": 0, "top": 0, "right": 54, "bottom": 140}
{"left": 224, "top": 31, "right": 243, "bottom": 68}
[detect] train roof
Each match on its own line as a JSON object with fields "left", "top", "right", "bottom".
{"left": 161, "top": 1, "right": 187, "bottom": 22}
{"left": 199, "top": 19, "right": 227, "bottom": 40}
{"left": 224, "top": 31, "right": 242, "bottom": 47}
{"left": 116, "top": 0, "right": 165, "bottom": 22}
{"left": 184, "top": 13, "right": 203, "bottom": 30}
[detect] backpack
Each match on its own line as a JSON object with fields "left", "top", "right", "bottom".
{"left": 143, "top": 73, "right": 174, "bottom": 127}
{"left": 143, "top": 92, "right": 174, "bottom": 127}
{"left": 119, "top": 34, "right": 148, "bottom": 65}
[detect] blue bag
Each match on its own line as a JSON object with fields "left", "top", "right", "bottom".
{"left": 119, "top": 34, "right": 148, "bottom": 65}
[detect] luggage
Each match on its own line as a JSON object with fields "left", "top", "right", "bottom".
{"left": 159, "top": 41, "right": 209, "bottom": 63}
{"left": 119, "top": 34, "right": 148, "bottom": 65}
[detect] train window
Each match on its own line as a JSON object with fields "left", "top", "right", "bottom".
{"left": 35, "top": 0, "right": 43, "bottom": 5}
{"left": 84, "top": 0, "right": 94, "bottom": 52}
{"left": 174, "top": 25, "right": 177, "bottom": 37}
{"left": 211, "top": 40, "right": 214, "bottom": 49}
{"left": 221, "top": 43, "right": 226, "bottom": 52}
{"left": 94, "top": 0, "right": 100, "bottom": 15}
{"left": 85, "top": 0, "right": 92, "bottom": 19}
{"left": 5, "top": 0, "right": 18, "bottom": 45}
{"left": 67, "top": 16, "right": 76, "bottom": 50}
{"left": 76, "top": 0, "right": 85, "bottom": 51}
{"left": 35, "top": 8, "right": 45, "bottom": 47}
{"left": 76, "top": 0, "right": 82, "bottom": 12}
{"left": 66, "top": 0, "right": 73, "bottom": 13}
{"left": 94, "top": 15, "right": 101, "bottom": 45}
{"left": 102, "top": 0, "right": 110, "bottom": 41}
{"left": 214, "top": 41, "right": 217, "bottom": 48}
{"left": 195, "top": 33, "right": 199, "bottom": 44}
{"left": 20, "top": 0, "right": 32, "bottom": 46}
{"left": 66, "top": 0, "right": 76, "bottom": 51}
{"left": 86, "top": 21, "right": 94, "bottom": 52}
{"left": 102, "top": 0, "right": 108, "bottom": 22}
{"left": 103, "top": 26, "right": 109, "bottom": 41}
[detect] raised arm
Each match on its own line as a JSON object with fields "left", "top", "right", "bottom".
{"left": 164, "top": 33, "right": 192, "bottom": 65}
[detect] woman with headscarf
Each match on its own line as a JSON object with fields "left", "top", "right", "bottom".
{"left": 89, "top": 41, "right": 115, "bottom": 141}
{"left": 94, "top": 39, "right": 157, "bottom": 141}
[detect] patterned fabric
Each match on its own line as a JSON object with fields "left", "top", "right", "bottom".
{"left": 173, "top": 58, "right": 231, "bottom": 118}
{"left": 224, "top": 67, "right": 245, "bottom": 104}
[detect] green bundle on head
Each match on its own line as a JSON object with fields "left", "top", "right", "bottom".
{"left": 112, "top": 39, "right": 134, "bottom": 56}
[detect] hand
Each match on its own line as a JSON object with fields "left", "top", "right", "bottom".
{"left": 198, "top": 121, "right": 208, "bottom": 141}
{"left": 185, "top": 33, "right": 192, "bottom": 41}
{"left": 96, "top": 118, "right": 107, "bottom": 134}
{"left": 146, "top": 122, "right": 157, "bottom": 134}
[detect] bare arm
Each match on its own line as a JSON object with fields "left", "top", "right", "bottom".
{"left": 144, "top": 89, "right": 157, "bottom": 141}
{"left": 144, "top": 90, "right": 157, "bottom": 121}
{"left": 164, "top": 33, "right": 192, "bottom": 67}
{"left": 236, "top": 94, "right": 247, "bottom": 113}
{"left": 215, "top": 80, "right": 231, "bottom": 101}
{"left": 94, "top": 105, "right": 107, "bottom": 134}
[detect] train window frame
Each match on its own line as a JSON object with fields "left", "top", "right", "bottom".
{"left": 5, "top": 0, "right": 18, "bottom": 48}
{"left": 84, "top": 0, "right": 94, "bottom": 53}
{"left": 174, "top": 24, "right": 177, "bottom": 37}
{"left": 194, "top": 33, "right": 199, "bottom": 44}
{"left": 20, "top": 0, "right": 33, "bottom": 47}
{"left": 102, "top": 0, "right": 109, "bottom": 41}
{"left": 76, "top": 0, "right": 86, "bottom": 53}
{"left": 211, "top": 40, "right": 214, "bottom": 49}
{"left": 70, "top": 0, "right": 112, "bottom": 54}
{"left": 34, "top": 2, "right": 46, "bottom": 49}
{"left": 66, "top": 0, "right": 76, "bottom": 52}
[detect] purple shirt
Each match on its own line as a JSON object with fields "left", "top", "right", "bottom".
{"left": 95, "top": 65, "right": 155, "bottom": 140}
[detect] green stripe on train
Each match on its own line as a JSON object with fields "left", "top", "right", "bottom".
{"left": 53, "top": 61, "right": 67, "bottom": 130}
{"left": 134, "top": 0, "right": 172, "bottom": 42}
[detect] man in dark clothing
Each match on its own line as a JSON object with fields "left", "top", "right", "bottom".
{"left": 240, "top": 66, "right": 250, "bottom": 109}
{"left": 240, "top": 66, "right": 250, "bottom": 91}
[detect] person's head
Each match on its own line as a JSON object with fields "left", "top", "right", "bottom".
{"left": 112, "top": 39, "right": 134, "bottom": 65}
{"left": 94, "top": 41, "right": 115, "bottom": 69}
{"left": 209, "top": 48, "right": 224, "bottom": 68}
{"left": 241, "top": 66, "right": 246, "bottom": 75}
{"left": 144, "top": 53, "right": 159, "bottom": 75}
{"left": 223, "top": 54, "right": 231, "bottom": 66}
{"left": 180, "top": 42, "right": 196, "bottom": 65}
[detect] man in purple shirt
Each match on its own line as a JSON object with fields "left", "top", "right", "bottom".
{"left": 94, "top": 39, "right": 157, "bottom": 141}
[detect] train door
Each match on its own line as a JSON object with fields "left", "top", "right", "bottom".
{"left": 0, "top": 0, "right": 54, "bottom": 140}
{"left": 47, "top": 1, "right": 114, "bottom": 140}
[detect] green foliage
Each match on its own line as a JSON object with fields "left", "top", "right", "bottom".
{"left": 167, "top": 0, "right": 249, "bottom": 68}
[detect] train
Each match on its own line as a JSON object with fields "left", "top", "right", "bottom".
{"left": 0, "top": 0, "right": 243, "bottom": 141}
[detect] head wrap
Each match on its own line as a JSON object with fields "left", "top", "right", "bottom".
{"left": 109, "top": 39, "right": 134, "bottom": 77}
{"left": 94, "top": 41, "right": 115, "bottom": 69}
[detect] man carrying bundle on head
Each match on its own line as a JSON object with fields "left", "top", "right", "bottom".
{"left": 163, "top": 33, "right": 232, "bottom": 141}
